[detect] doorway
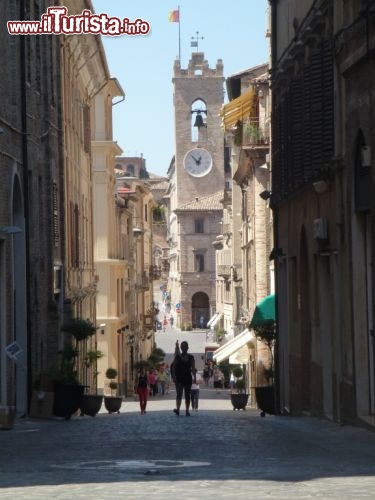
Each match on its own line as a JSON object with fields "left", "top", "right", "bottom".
{"left": 191, "top": 292, "right": 209, "bottom": 328}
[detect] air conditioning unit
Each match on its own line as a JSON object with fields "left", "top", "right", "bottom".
{"left": 313, "top": 217, "right": 328, "bottom": 240}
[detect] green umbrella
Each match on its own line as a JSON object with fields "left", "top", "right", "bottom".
{"left": 249, "top": 294, "right": 276, "bottom": 327}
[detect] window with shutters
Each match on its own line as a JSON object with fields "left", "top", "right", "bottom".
{"left": 195, "top": 253, "right": 205, "bottom": 272}
{"left": 354, "top": 129, "right": 371, "bottom": 212}
{"left": 83, "top": 105, "right": 91, "bottom": 154}
{"left": 52, "top": 182, "right": 60, "bottom": 247}
{"left": 195, "top": 218, "right": 204, "bottom": 233}
{"left": 70, "top": 202, "right": 80, "bottom": 268}
{"left": 272, "top": 38, "right": 334, "bottom": 200}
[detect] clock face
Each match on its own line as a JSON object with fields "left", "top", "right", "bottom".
{"left": 183, "top": 148, "right": 213, "bottom": 177}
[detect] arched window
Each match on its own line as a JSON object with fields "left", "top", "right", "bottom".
{"left": 191, "top": 99, "right": 207, "bottom": 142}
{"left": 126, "top": 164, "right": 135, "bottom": 176}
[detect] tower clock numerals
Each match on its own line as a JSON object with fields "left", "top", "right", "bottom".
{"left": 183, "top": 148, "right": 213, "bottom": 177}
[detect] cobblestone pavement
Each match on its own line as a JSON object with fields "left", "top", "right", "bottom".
{"left": 1, "top": 388, "right": 375, "bottom": 499}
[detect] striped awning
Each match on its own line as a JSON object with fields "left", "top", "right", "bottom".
{"left": 220, "top": 88, "right": 257, "bottom": 129}
{"left": 213, "top": 328, "right": 255, "bottom": 364}
{"left": 207, "top": 313, "right": 219, "bottom": 328}
{"left": 210, "top": 313, "right": 223, "bottom": 329}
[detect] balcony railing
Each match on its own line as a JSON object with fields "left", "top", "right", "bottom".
{"left": 222, "top": 223, "right": 232, "bottom": 235}
{"left": 135, "top": 272, "right": 149, "bottom": 290}
{"left": 149, "top": 265, "right": 161, "bottom": 280}
{"left": 143, "top": 314, "right": 154, "bottom": 330}
{"left": 217, "top": 264, "right": 231, "bottom": 278}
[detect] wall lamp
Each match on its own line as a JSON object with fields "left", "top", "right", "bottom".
{"left": 269, "top": 247, "right": 284, "bottom": 260}
{"left": 98, "top": 323, "right": 106, "bottom": 334}
{"left": 0, "top": 226, "right": 22, "bottom": 235}
{"left": 259, "top": 190, "right": 271, "bottom": 201}
{"left": 312, "top": 180, "right": 329, "bottom": 194}
{"left": 133, "top": 227, "right": 145, "bottom": 238}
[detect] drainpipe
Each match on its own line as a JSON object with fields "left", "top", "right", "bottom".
{"left": 268, "top": 0, "right": 281, "bottom": 414}
{"left": 269, "top": 0, "right": 278, "bottom": 66}
{"left": 20, "top": 0, "right": 32, "bottom": 411}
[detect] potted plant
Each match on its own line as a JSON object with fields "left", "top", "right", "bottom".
{"left": 80, "top": 349, "right": 105, "bottom": 417}
{"left": 50, "top": 343, "right": 85, "bottom": 420}
{"left": 230, "top": 366, "right": 249, "bottom": 410}
{"left": 104, "top": 368, "right": 123, "bottom": 414}
{"left": 253, "top": 321, "right": 276, "bottom": 417}
{"left": 52, "top": 318, "right": 96, "bottom": 419}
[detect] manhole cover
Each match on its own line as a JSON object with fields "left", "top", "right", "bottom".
{"left": 52, "top": 460, "right": 211, "bottom": 471}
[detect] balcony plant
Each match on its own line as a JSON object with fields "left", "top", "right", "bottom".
{"left": 104, "top": 368, "right": 123, "bottom": 414}
{"left": 244, "top": 123, "right": 263, "bottom": 144}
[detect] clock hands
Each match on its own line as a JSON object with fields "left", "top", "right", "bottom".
{"left": 190, "top": 154, "right": 202, "bottom": 165}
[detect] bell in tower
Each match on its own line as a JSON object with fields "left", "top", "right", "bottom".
{"left": 193, "top": 110, "right": 206, "bottom": 128}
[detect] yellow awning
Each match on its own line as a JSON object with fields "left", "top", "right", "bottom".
{"left": 220, "top": 88, "right": 257, "bottom": 129}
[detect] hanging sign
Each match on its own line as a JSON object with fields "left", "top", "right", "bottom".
{"left": 5, "top": 341, "right": 22, "bottom": 361}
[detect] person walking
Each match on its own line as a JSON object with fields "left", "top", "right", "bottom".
{"left": 171, "top": 340, "right": 196, "bottom": 416}
{"left": 157, "top": 367, "right": 168, "bottom": 395}
{"left": 134, "top": 367, "right": 149, "bottom": 415}
{"left": 164, "top": 364, "right": 171, "bottom": 394}
{"left": 190, "top": 369, "right": 203, "bottom": 411}
{"left": 203, "top": 363, "right": 210, "bottom": 386}
{"left": 213, "top": 366, "right": 224, "bottom": 393}
{"left": 148, "top": 369, "right": 158, "bottom": 396}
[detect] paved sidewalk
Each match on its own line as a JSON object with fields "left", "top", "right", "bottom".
{"left": 1, "top": 388, "right": 375, "bottom": 499}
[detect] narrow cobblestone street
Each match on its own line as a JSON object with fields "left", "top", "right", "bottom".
{"left": 1, "top": 387, "right": 375, "bottom": 499}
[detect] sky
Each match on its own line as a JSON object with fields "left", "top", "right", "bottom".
{"left": 93, "top": 0, "right": 269, "bottom": 177}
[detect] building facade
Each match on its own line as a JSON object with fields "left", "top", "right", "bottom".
{"left": 0, "top": 0, "right": 65, "bottom": 416}
{"left": 270, "top": 0, "right": 375, "bottom": 426}
{"left": 61, "top": 0, "right": 113, "bottom": 388}
{"left": 214, "top": 63, "right": 273, "bottom": 393}
{"left": 91, "top": 77, "right": 126, "bottom": 395}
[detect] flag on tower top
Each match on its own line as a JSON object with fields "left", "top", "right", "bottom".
{"left": 168, "top": 9, "right": 179, "bottom": 23}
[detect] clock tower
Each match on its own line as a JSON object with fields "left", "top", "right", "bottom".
{"left": 168, "top": 53, "right": 224, "bottom": 330}
{"left": 173, "top": 52, "right": 225, "bottom": 203}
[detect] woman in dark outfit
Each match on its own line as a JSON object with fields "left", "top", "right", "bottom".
{"left": 134, "top": 367, "right": 149, "bottom": 414}
{"left": 171, "top": 340, "right": 196, "bottom": 416}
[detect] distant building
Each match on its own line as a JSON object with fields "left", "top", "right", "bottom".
{"left": 114, "top": 155, "right": 150, "bottom": 179}
{"left": 167, "top": 52, "right": 225, "bottom": 329}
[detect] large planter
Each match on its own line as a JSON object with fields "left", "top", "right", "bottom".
{"left": 104, "top": 396, "right": 122, "bottom": 414}
{"left": 80, "top": 394, "right": 103, "bottom": 417}
{"left": 230, "top": 393, "right": 249, "bottom": 410}
{"left": 0, "top": 406, "right": 16, "bottom": 430}
{"left": 255, "top": 386, "right": 275, "bottom": 417}
{"left": 53, "top": 383, "right": 85, "bottom": 420}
